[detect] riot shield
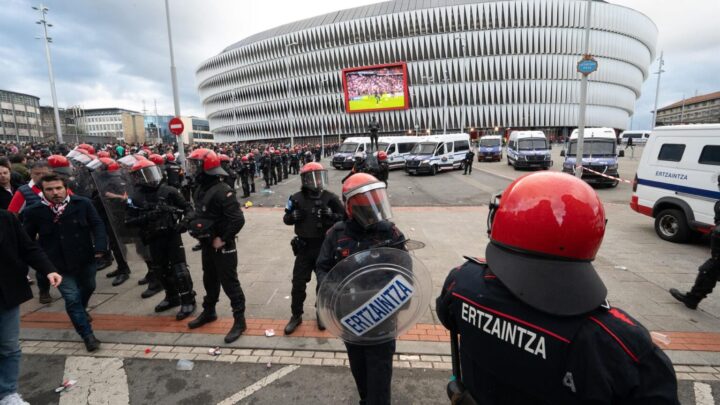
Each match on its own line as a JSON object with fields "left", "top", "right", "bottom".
{"left": 317, "top": 247, "right": 432, "bottom": 345}
{"left": 91, "top": 168, "right": 150, "bottom": 263}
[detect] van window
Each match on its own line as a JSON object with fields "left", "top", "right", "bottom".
{"left": 699, "top": 145, "right": 720, "bottom": 166}
{"left": 658, "top": 144, "right": 686, "bottom": 162}
{"left": 436, "top": 143, "right": 445, "bottom": 155}
{"left": 358, "top": 144, "right": 365, "bottom": 152}
{"left": 398, "top": 143, "right": 415, "bottom": 153}
{"left": 446, "top": 142, "right": 453, "bottom": 153}
{"left": 454, "top": 141, "right": 469, "bottom": 152}
{"left": 386, "top": 144, "right": 396, "bottom": 154}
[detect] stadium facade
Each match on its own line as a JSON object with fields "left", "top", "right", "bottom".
{"left": 196, "top": 0, "right": 657, "bottom": 143}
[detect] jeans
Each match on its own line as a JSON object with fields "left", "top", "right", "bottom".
{"left": 57, "top": 262, "right": 97, "bottom": 338}
{"left": 0, "top": 306, "right": 21, "bottom": 398}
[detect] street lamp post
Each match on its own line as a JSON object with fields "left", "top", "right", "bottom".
{"left": 422, "top": 75, "right": 434, "bottom": 133}
{"left": 442, "top": 69, "right": 449, "bottom": 135}
{"left": 33, "top": 4, "right": 63, "bottom": 144}
{"left": 651, "top": 51, "right": 665, "bottom": 130}
{"left": 574, "top": 0, "right": 594, "bottom": 179}
{"left": 285, "top": 42, "right": 298, "bottom": 147}
{"left": 163, "top": 0, "right": 185, "bottom": 168}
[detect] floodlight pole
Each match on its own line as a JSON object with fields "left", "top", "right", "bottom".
{"left": 164, "top": 0, "right": 185, "bottom": 167}
{"left": 651, "top": 51, "right": 665, "bottom": 129}
{"left": 285, "top": 42, "right": 298, "bottom": 147}
{"left": 575, "top": 0, "right": 593, "bottom": 179}
{"left": 34, "top": 4, "right": 63, "bottom": 144}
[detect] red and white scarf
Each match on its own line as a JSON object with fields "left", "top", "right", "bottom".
{"left": 40, "top": 194, "right": 70, "bottom": 223}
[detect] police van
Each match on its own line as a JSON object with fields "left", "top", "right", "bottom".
{"left": 404, "top": 133, "right": 471, "bottom": 175}
{"left": 560, "top": 128, "right": 623, "bottom": 187}
{"left": 506, "top": 131, "right": 552, "bottom": 169}
{"left": 630, "top": 124, "right": 720, "bottom": 243}
{"left": 332, "top": 137, "right": 369, "bottom": 169}
{"left": 377, "top": 136, "right": 423, "bottom": 170}
{"left": 620, "top": 130, "right": 651, "bottom": 145}
{"left": 477, "top": 135, "right": 503, "bottom": 162}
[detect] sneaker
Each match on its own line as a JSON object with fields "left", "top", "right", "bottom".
{"left": 39, "top": 290, "right": 52, "bottom": 304}
{"left": 0, "top": 393, "right": 30, "bottom": 405}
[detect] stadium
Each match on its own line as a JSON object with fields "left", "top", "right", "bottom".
{"left": 195, "top": 0, "right": 657, "bottom": 143}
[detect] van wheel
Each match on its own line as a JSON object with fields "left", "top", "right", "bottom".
{"left": 431, "top": 165, "right": 438, "bottom": 176}
{"left": 610, "top": 181, "right": 619, "bottom": 188}
{"left": 655, "top": 209, "right": 690, "bottom": 243}
{"left": 459, "top": 161, "right": 465, "bottom": 171}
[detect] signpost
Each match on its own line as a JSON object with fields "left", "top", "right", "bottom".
{"left": 577, "top": 55, "right": 598, "bottom": 75}
{"left": 168, "top": 117, "right": 184, "bottom": 136}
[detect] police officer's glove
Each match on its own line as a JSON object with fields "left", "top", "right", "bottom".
{"left": 318, "top": 207, "right": 334, "bottom": 218}
{"left": 291, "top": 209, "right": 305, "bottom": 222}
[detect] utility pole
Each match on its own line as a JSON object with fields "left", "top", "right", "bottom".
{"left": 163, "top": 0, "right": 185, "bottom": 166}
{"left": 454, "top": 36, "right": 467, "bottom": 134}
{"left": 285, "top": 42, "right": 298, "bottom": 147}
{"left": 651, "top": 51, "right": 665, "bottom": 130}
{"left": 574, "top": 0, "right": 594, "bottom": 179}
{"left": 442, "top": 68, "right": 449, "bottom": 135}
{"left": 33, "top": 4, "right": 63, "bottom": 144}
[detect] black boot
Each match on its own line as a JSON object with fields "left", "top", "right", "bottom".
{"left": 38, "top": 290, "right": 52, "bottom": 304}
{"left": 191, "top": 243, "right": 203, "bottom": 252}
{"left": 138, "top": 276, "right": 148, "bottom": 285}
{"left": 154, "top": 296, "right": 181, "bottom": 312}
{"left": 111, "top": 270, "right": 130, "bottom": 286}
{"left": 224, "top": 314, "right": 247, "bottom": 343}
{"left": 669, "top": 288, "right": 701, "bottom": 309}
{"left": 316, "top": 311, "right": 326, "bottom": 331}
{"left": 176, "top": 292, "right": 196, "bottom": 321}
{"left": 95, "top": 255, "right": 113, "bottom": 271}
{"left": 106, "top": 268, "right": 122, "bottom": 278}
{"left": 188, "top": 309, "right": 217, "bottom": 329}
{"left": 141, "top": 266, "right": 162, "bottom": 298}
{"left": 284, "top": 314, "right": 302, "bottom": 335}
{"left": 83, "top": 334, "right": 101, "bottom": 352}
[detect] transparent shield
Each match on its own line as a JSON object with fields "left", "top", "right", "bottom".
{"left": 91, "top": 169, "right": 149, "bottom": 262}
{"left": 317, "top": 247, "right": 431, "bottom": 345}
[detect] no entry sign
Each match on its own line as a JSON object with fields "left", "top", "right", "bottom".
{"left": 168, "top": 117, "right": 184, "bottom": 136}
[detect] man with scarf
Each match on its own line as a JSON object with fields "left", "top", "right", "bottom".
{"left": 22, "top": 174, "right": 107, "bottom": 352}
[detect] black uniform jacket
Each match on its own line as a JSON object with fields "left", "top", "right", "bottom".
{"left": 436, "top": 258, "right": 679, "bottom": 405}
{"left": 283, "top": 189, "right": 344, "bottom": 240}
{"left": 194, "top": 179, "right": 245, "bottom": 244}
{"left": 0, "top": 209, "right": 58, "bottom": 309}
{"left": 315, "top": 219, "right": 405, "bottom": 286}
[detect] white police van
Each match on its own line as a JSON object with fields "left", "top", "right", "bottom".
{"left": 377, "top": 136, "right": 423, "bottom": 170}
{"left": 332, "top": 137, "right": 369, "bottom": 169}
{"left": 477, "top": 135, "right": 503, "bottom": 162}
{"left": 506, "top": 131, "right": 552, "bottom": 169}
{"left": 561, "top": 128, "right": 623, "bottom": 187}
{"left": 620, "top": 130, "right": 651, "bottom": 145}
{"left": 404, "top": 133, "right": 471, "bottom": 175}
{"left": 630, "top": 124, "right": 720, "bottom": 243}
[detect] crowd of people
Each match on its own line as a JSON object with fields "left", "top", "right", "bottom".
{"left": 0, "top": 136, "right": 687, "bottom": 405}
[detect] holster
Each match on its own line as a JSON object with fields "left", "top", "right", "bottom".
{"left": 290, "top": 236, "right": 307, "bottom": 256}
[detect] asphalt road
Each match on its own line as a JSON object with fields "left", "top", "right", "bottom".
{"left": 18, "top": 354, "right": 718, "bottom": 405}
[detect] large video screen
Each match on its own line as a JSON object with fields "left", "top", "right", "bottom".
{"left": 342, "top": 62, "right": 409, "bottom": 113}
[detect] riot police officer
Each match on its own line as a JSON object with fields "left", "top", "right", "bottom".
{"left": 273, "top": 149, "right": 283, "bottom": 184}
{"left": 374, "top": 151, "right": 389, "bottom": 186}
{"left": 290, "top": 149, "right": 300, "bottom": 175}
{"left": 282, "top": 162, "right": 344, "bottom": 335}
{"left": 260, "top": 151, "right": 272, "bottom": 189}
{"left": 281, "top": 149, "right": 289, "bottom": 179}
{"left": 436, "top": 172, "right": 679, "bottom": 404}
{"left": 218, "top": 154, "right": 237, "bottom": 189}
{"left": 125, "top": 160, "right": 197, "bottom": 320}
{"left": 185, "top": 148, "right": 247, "bottom": 343}
{"left": 247, "top": 152, "right": 257, "bottom": 193}
{"left": 463, "top": 148, "right": 475, "bottom": 175}
{"left": 670, "top": 201, "right": 720, "bottom": 309}
{"left": 238, "top": 155, "right": 252, "bottom": 198}
{"left": 316, "top": 173, "right": 405, "bottom": 405}
{"left": 164, "top": 152, "right": 183, "bottom": 189}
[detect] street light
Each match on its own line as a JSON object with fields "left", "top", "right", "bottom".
{"left": 422, "top": 75, "right": 434, "bottom": 132}
{"left": 33, "top": 4, "right": 62, "bottom": 144}
{"left": 163, "top": 0, "right": 185, "bottom": 168}
{"left": 285, "top": 42, "right": 298, "bottom": 147}
{"left": 574, "top": 0, "right": 593, "bottom": 179}
{"left": 651, "top": 51, "right": 665, "bottom": 130}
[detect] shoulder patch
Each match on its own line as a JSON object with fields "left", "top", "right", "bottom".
{"left": 608, "top": 308, "right": 635, "bottom": 326}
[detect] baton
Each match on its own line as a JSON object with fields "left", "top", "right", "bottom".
{"left": 446, "top": 330, "right": 478, "bottom": 405}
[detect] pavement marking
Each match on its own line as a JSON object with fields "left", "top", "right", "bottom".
{"left": 59, "top": 356, "right": 129, "bottom": 405}
{"left": 216, "top": 365, "right": 300, "bottom": 405}
{"left": 265, "top": 288, "right": 279, "bottom": 306}
{"left": 695, "top": 382, "right": 715, "bottom": 405}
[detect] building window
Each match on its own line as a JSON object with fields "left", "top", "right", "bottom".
{"left": 657, "top": 144, "right": 686, "bottom": 162}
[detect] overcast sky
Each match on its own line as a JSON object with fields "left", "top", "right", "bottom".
{"left": 1, "top": 0, "right": 718, "bottom": 130}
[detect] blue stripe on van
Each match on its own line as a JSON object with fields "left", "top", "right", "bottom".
{"left": 637, "top": 178, "right": 720, "bottom": 200}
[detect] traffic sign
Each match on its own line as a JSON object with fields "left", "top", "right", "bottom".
{"left": 577, "top": 55, "right": 598, "bottom": 75}
{"left": 168, "top": 117, "right": 184, "bottom": 136}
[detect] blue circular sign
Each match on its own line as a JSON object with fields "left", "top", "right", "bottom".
{"left": 577, "top": 58, "right": 598, "bottom": 75}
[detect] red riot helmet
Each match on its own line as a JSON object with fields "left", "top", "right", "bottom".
{"left": 130, "top": 159, "right": 163, "bottom": 188}
{"left": 187, "top": 148, "right": 227, "bottom": 178}
{"left": 66, "top": 148, "right": 95, "bottom": 166}
{"left": 77, "top": 143, "right": 95, "bottom": 155}
{"left": 97, "top": 150, "right": 111, "bottom": 158}
{"left": 342, "top": 173, "right": 392, "bottom": 228}
{"left": 165, "top": 152, "right": 176, "bottom": 162}
{"left": 300, "top": 162, "right": 328, "bottom": 192}
{"left": 48, "top": 155, "right": 73, "bottom": 176}
{"left": 377, "top": 151, "right": 388, "bottom": 161}
{"left": 486, "top": 172, "right": 607, "bottom": 316}
{"left": 148, "top": 154, "right": 165, "bottom": 166}
{"left": 241, "top": 155, "right": 249, "bottom": 162}
{"left": 248, "top": 152, "right": 254, "bottom": 159}
{"left": 87, "top": 157, "right": 120, "bottom": 173}
{"left": 274, "top": 149, "right": 281, "bottom": 155}
{"left": 218, "top": 154, "right": 231, "bottom": 162}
